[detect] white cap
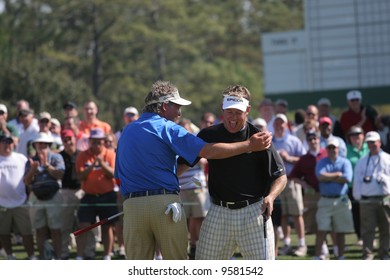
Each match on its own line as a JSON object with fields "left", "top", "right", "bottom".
{"left": 317, "top": 98, "right": 331, "bottom": 106}
{"left": 275, "top": 113, "right": 288, "bottom": 123}
{"left": 252, "top": 118, "right": 267, "bottom": 128}
{"left": 346, "top": 90, "right": 362, "bottom": 101}
{"left": 124, "top": 106, "right": 139, "bottom": 115}
{"left": 326, "top": 138, "right": 339, "bottom": 148}
{"left": 365, "top": 131, "right": 381, "bottom": 142}
{"left": 222, "top": 96, "right": 249, "bottom": 112}
{"left": 51, "top": 118, "right": 61, "bottom": 127}
{"left": 39, "top": 111, "right": 51, "bottom": 120}
{"left": 0, "top": 104, "right": 7, "bottom": 113}
{"left": 146, "top": 89, "right": 191, "bottom": 106}
{"left": 32, "top": 132, "right": 54, "bottom": 144}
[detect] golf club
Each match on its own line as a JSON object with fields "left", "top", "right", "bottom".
{"left": 263, "top": 209, "right": 268, "bottom": 260}
{"left": 73, "top": 178, "right": 201, "bottom": 236}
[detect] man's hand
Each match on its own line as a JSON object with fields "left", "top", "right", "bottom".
{"left": 165, "top": 202, "right": 182, "bottom": 223}
{"left": 249, "top": 131, "right": 272, "bottom": 152}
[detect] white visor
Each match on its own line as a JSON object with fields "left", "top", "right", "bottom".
{"left": 222, "top": 96, "right": 249, "bottom": 112}
{"left": 146, "top": 90, "right": 191, "bottom": 106}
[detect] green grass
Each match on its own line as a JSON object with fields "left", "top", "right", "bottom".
{"left": 1, "top": 231, "right": 371, "bottom": 260}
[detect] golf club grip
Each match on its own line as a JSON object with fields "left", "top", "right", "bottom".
{"left": 73, "top": 219, "right": 108, "bottom": 236}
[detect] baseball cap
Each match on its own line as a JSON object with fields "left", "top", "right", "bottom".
{"left": 365, "top": 131, "right": 381, "bottom": 142}
{"left": 124, "top": 106, "right": 139, "bottom": 115}
{"left": 275, "top": 99, "right": 288, "bottom": 107}
{"left": 19, "top": 108, "right": 33, "bottom": 116}
{"left": 346, "top": 90, "right": 362, "bottom": 101}
{"left": 317, "top": 98, "right": 331, "bottom": 107}
{"left": 39, "top": 112, "right": 51, "bottom": 121}
{"left": 326, "top": 138, "right": 339, "bottom": 148}
{"left": 275, "top": 113, "right": 288, "bottom": 123}
{"left": 306, "top": 130, "right": 319, "bottom": 139}
{"left": 252, "top": 118, "right": 267, "bottom": 128}
{"left": 32, "top": 132, "right": 53, "bottom": 144}
{"left": 222, "top": 96, "right": 249, "bottom": 112}
{"left": 319, "top": 116, "right": 332, "bottom": 126}
{"left": 61, "top": 129, "right": 75, "bottom": 139}
{"left": 89, "top": 128, "right": 105, "bottom": 139}
{"left": 347, "top": 126, "right": 363, "bottom": 135}
{"left": 51, "top": 118, "right": 61, "bottom": 127}
{"left": 0, "top": 134, "right": 14, "bottom": 143}
{"left": 63, "top": 101, "right": 77, "bottom": 110}
{"left": 145, "top": 89, "right": 191, "bottom": 106}
{"left": 0, "top": 104, "right": 8, "bottom": 114}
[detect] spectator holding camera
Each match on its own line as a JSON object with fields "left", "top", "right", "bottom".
{"left": 353, "top": 131, "right": 390, "bottom": 260}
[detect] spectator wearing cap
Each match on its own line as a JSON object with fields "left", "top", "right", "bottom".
{"left": 0, "top": 104, "right": 19, "bottom": 145}
{"left": 79, "top": 101, "right": 112, "bottom": 137}
{"left": 49, "top": 118, "right": 63, "bottom": 152}
{"left": 353, "top": 131, "right": 390, "bottom": 260}
{"left": 24, "top": 132, "right": 65, "bottom": 259}
{"left": 62, "top": 116, "right": 89, "bottom": 152}
{"left": 275, "top": 99, "right": 293, "bottom": 132}
{"left": 114, "top": 106, "right": 139, "bottom": 142}
{"left": 317, "top": 98, "right": 344, "bottom": 140}
{"left": 319, "top": 116, "right": 347, "bottom": 158}
{"left": 75, "top": 128, "right": 117, "bottom": 260}
{"left": 314, "top": 138, "right": 354, "bottom": 260}
{"left": 7, "top": 99, "right": 39, "bottom": 136}
{"left": 346, "top": 126, "right": 369, "bottom": 246}
{"left": 272, "top": 113, "right": 307, "bottom": 257}
{"left": 0, "top": 134, "right": 37, "bottom": 260}
{"left": 340, "top": 90, "right": 378, "bottom": 138}
{"left": 63, "top": 101, "right": 78, "bottom": 118}
{"left": 16, "top": 108, "right": 39, "bottom": 157}
{"left": 252, "top": 117, "right": 267, "bottom": 131}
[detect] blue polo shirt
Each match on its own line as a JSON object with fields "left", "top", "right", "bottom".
{"left": 115, "top": 112, "right": 206, "bottom": 195}
{"left": 315, "top": 156, "right": 353, "bottom": 196}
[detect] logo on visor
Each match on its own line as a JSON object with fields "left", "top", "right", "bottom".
{"left": 227, "top": 97, "right": 244, "bottom": 103}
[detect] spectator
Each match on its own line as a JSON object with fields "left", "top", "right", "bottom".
{"left": 78, "top": 101, "right": 112, "bottom": 137}
{"left": 257, "top": 98, "right": 275, "bottom": 133}
{"left": 319, "top": 116, "right": 347, "bottom": 158}
{"left": 63, "top": 101, "right": 78, "bottom": 118}
{"left": 346, "top": 126, "right": 369, "bottom": 246}
{"left": 294, "top": 105, "right": 319, "bottom": 143}
{"left": 75, "top": 128, "right": 117, "bottom": 260}
{"left": 314, "top": 138, "right": 354, "bottom": 260}
{"left": 194, "top": 85, "right": 286, "bottom": 260}
{"left": 272, "top": 113, "right": 307, "bottom": 257}
{"left": 317, "top": 98, "right": 344, "bottom": 139}
{"left": 199, "top": 112, "right": 216, "bottom": 129}
{"left": 115, "top": 80, "right": 272, "bottom": 260}
{"left": 252, "top": 117, "right": 267, "bottom": 131}
{"left": 7, "top": 99, "right": 39, "bottom": 136}
{"left": 353, "top": 131, "right": 390, "bottom": 260}
{"left": 275, "top": 99, "right": 292, "bottom": 132}
{"left": 114, "top": 107, "right": 139, "bottom": 142}
{"left": 16, "top": 108, "right": 39, "bottom": 158}
{"left": 50, "top": 118, "right": 63, "bottom": 152}
{"left": 23, "top": 132, "right": 65, "bottom": 259}
{"left": 0, "top": 104, "right": 19, "bottom": 145}
{"left": 0, "top": 134, "right": 36, "bottom": 260}
{"left": 177, "top": 118, "right": 209, "bottom": 260}
{"left": 340, "top": 90, "right": 378, "bottom": 138}
{"left": 62, "top": 116, "right": 89, "bottom": 152}
{"left": 292, "top": 109, "right": 306, "bottom": 132}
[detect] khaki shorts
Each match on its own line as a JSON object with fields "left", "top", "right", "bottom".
{"left": 0, "top": 205, "right": 33, "bottom": 235}
{"left": 29, "top": 191, "right": 64, "bottom": 229}
{"left": 303, "top": 191, "right": 321, "bottom": 234}
{"left": 316, "top": 196, "right": 354, "bottom": 233}
{"left": 179, "top": 188, "right": 209, "bottom": 219}
{"left": 280, "top": 180, "right": 304, "bottom": 216}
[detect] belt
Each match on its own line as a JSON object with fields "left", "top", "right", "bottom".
{"left": 361, "top": 195, "right": 386, "bottom": 200}
{"left": 211, "top": 197, "right": 261, "bottom": 210}
{"left": 123, "top": 188, "right": 179, "bottom": 199}
{"left": 321, "top": 195, "right": 341, "bottom": 198}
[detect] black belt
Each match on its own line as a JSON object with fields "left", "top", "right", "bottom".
{"left": 321, "top": 195, "right": 341, "bottom": 198}
{"left": 123, "top": 188, "right": 179, "bottom": 199}
{"left": 211, "top": 197, "right": 261, "bottom": 210}
{"left": 361, "top": 195, "right": 386, "bottom": 200}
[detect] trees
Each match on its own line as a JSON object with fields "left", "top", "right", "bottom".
{"left": 0, "top": 0, "right": 303, "bottom": 129}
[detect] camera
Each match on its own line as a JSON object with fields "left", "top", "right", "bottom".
{"left": 363, "top": 176, "right": 372, "bottom": 183}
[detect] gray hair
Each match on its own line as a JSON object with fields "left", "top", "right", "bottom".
{"left": 143, "top": 80, "right": 178, "bottom": 113}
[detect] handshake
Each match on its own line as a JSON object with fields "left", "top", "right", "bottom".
{"left": 165, "top": 202, "right": 183, "bottom": 223}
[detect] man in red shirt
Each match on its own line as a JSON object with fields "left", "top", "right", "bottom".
{"left": 340, "top": 90, "right": 378, "bottom": 138}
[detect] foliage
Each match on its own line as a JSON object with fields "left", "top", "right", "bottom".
{"left": 0, "top": 0, "right": 303, "bottom": 130}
